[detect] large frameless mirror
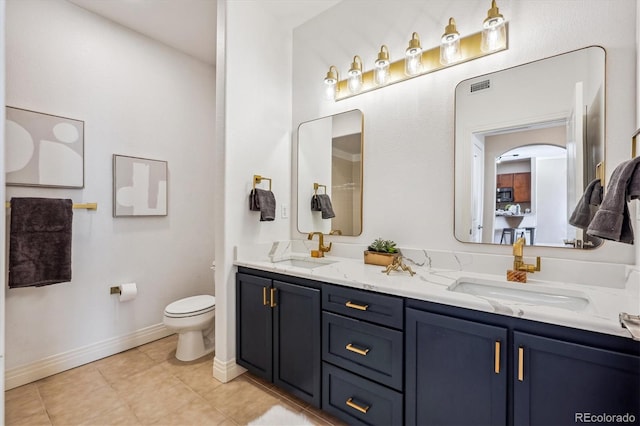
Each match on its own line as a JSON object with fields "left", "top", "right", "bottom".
{"left": 297, "top": 110, "right": 363, "bottom": 236}
{"left": 454, "top": 46, "right": 605, "bottom": 249}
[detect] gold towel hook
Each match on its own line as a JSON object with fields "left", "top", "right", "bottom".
{"left": 313, "top": 182, "right": 327, "bottom": 195}
{"left": 632, "top": 128, "right": 639, "bottom": 158}
{"left": 595, "top": 162, "right": 605, "bottom": 188}
{"left": 253, "top": 175, "right": 272, "bottom": 191}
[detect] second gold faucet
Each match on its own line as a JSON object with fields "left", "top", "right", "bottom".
{"left": 507, "top": 237, "right": 541, "bottom": 283}
{"left": 308, "top": 232, "right": 332, "bottom": 258}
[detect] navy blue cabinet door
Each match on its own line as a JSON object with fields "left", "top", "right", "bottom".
{"left": 406, "top": 309, "right": 508, "bottom": 426}
{"left": 273, "top": 280, "right": 321, "bottom": 407}
{"left": 514, "top": 332, "right": 640, "bottom": 426}
{"left": 236, "top": 273, "right": 273, "bottom": 381}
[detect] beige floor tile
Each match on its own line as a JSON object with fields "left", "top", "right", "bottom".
{"left": 44, "top": 383, "right": 129, "bottom": 426}
{"left": 172, "top": 360, "right": 224, "bottom": 397}
{"left": 122, "top": 375, "right": 200, "bottom": 424}
{"left": 159, "top": 352, "right": 214, "bottom": 377}
{"left": 5, "top": 384, "right": 50, "bottom": 426}
{"left": 37, "top": 364, "right": 108, "bottom": 400}
{"left": 95, "top": 348, "right": 157, "bottom": 384}
{"left": 137, "top": 335, "right": 179, "bottom": 363}
{"left": 204, "top": 377, "right": 281, "bottom": 425}
{"left": 217, "top": 419, "right": 239, "bottom": 426}
{"left": 5, "top": 383, "right": 39, "bottom": 402}
{"left": 148, "top": 396, "right": 227, "bottom": 426}
{"left": 76, "top": 403, "right": 141, "bottom": 426}
{"left": 109, "top": 363, "right": 173, "bottom": 396}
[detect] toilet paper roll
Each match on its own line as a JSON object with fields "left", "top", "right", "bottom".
{"left": 118, "top": 283, "right": 137, "bottom": 302}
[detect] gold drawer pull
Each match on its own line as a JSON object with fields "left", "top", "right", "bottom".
{"left": 270, "top": 288, "right": 277, "bottom": 308}
{"left": 494, "top": 341, "right": 501, "bottom": 374}
{"left": 346, "top": 397, "right": 369, "bottom": 414}
{"left": 345, "top": 301, "right": 369, "bottom": 311}
{"left": 518, "top": 347, "right": 524, "bottom": 381}
{"left": 346, "top": 343, "right": 370, "bottom": 356}
{"left": 263, "top": 287, "right": 268, "bottom": 306}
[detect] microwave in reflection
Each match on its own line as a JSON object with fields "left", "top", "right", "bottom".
{"left": 497, "top": 187, "right": 514, "bottom": 203}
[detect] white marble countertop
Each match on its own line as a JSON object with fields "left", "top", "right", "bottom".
{"left": 234, "top": 240, "right": 640, "bottom": 340}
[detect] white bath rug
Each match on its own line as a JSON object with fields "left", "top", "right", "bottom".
{"left": 247, "top": 404, "right": 314, "bottom": 426}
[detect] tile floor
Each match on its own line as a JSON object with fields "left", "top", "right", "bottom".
{"left": 5, "top": 335, "right": 346, "bottom": 425}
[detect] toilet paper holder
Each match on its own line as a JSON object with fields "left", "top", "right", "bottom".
{"left": 110, "top": 286, "right": 121, "bottom": 295}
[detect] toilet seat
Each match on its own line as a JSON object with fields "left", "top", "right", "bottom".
{"left": 164, "top": 295, "right": 216, "bottom": 318}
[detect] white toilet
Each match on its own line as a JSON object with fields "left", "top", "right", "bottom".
{"left": 163, "top": 295, "right": 216, "bottom": 361}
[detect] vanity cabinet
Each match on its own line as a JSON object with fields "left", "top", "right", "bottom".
{"left": 321, "top": 284, "right": 405, "bottom": 425}
{"left": 513, "top": 332, "right": 640, "bottom": 425}
{"left": 405, "top": 309, "right": 508, "bottom": 426}
{"left": 236, "top": 270, "right": 321, "bottom": 407}
{"left": 406, "top": 299, "right": 640, "bottom": 426}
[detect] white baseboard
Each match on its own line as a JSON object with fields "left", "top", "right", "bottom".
{"left": 213, "top": 356, "right": 246, "bottom": 383}
{"left": 5, "top": 323, "right": 174, "bottom": 390}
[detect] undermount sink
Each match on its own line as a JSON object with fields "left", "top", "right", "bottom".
{"left": 272, "top": 256, "right": 338, "bottom": 269}
{"left": 448, "top": 277, "right": 590, "bottom": 311}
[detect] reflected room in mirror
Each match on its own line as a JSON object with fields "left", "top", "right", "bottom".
{"left": 297, "top": 110, "right": 363, "bottom": 236}
{"left": 454, "top": 46, "right": 605, "bottom": 249}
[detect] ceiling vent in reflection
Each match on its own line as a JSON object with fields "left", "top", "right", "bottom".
{"left": 470, "top": 79, "right": 491, "bottom": 93}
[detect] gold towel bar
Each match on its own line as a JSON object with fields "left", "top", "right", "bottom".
{"left": 253, "top": 174, "right": 272, "bottom": 191}
{"left": 313, "top": 182, "right": 327, "bottom": 195}
{"left": 5, "top": 202, "right": 98, "bottom": 210}
{"left": 595, "top": 162, "right": 605, "bottom": 188}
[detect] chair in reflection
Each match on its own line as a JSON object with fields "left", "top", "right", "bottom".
{"left": 500, "top": 227, "right": 535, "bottom": 245}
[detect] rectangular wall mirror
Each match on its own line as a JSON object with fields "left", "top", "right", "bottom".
{"left": 297, "top": 110, "right": 363, "bottom": 236}
{"left": 454, "top": 46, "right": 605, "bottom": 249}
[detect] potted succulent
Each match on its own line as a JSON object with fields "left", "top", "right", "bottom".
{"left": 364, "top": 238, "right": 401, "bottom": 266}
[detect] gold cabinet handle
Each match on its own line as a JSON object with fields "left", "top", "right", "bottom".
{"left": 518, "top": 347, "right": 524, "bottom": 381}
{"left": 346, "top": 397, "right": 369, "bottom": 414}
{"left": 346, "top": 343, "right": 370, "bottom": 356}
{"left": 345, "top": 301, "right": 369, "bottom": 311}
{"left": 270, "top": 288, "right": 277, "bottom": 308}
{"left": 494, "top": 341, "right": 501, "bottom": 374}
{"left": 263, "top": 287, "right": 268, "bottom": 306}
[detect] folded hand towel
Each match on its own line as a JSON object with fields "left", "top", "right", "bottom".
{"left": 569, "top": 178, "right": 602, "bottom": 229}
{"left": 587, "top": 156, "right": 640, "bottom": 244}
{"left": 311, "top": 194, "right": 335, "bottom": 219}
{"left": 9, "top": 197, "right": 73, "bottom": 288}
{"left": 249, "top": 189, "right": 276, "bottom": 221}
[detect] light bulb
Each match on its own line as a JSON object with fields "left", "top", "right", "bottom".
{"left": 374, "top": 45, "right": 390, "bottom": 86}
{"left": 482, "top": 0, "right": 506, "bottom": 52}
{"left": 405, "top": 32, "right": 422, "bottom": 76}
{"left": 323, "top": 66, "right": 339, "bottom": 100}
{"left": 440, "top": 18, "right": 461, "bottom": 65}
{"left": 347, "top": 55, "right": 363, "bottom": 94}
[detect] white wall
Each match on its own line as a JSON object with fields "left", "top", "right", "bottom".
{"left": 5, "top": 0, "right": 216, "bottom": 376}
{"left": 636, "top": 1, "right": 640, "bottom": 267}
{"left": 214, "top": 0, "right": 293, "bottom": 381}
{"left": 292, "top": 0, "right": 637, "bottom": 265}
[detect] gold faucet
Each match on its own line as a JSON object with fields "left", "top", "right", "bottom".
{"left": 308, "top": 232, "right": 332, "bottom": 258}
{"left": 508, "top": 237, "right": 541, "bottom": 283}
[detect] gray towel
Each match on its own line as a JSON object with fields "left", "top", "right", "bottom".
{"left": 569, "top": 178, "right": 602, "bottom": 229}
{"left": 311, "top": 194, "right": 336, "bottom": 219}
{"left": 9, "top": 197, "right": 73, "bottom": 288}
{"left": 249, "top": 188, "right": 276, "bottom": 221}
{"left": 587, "top": 156, "right": 640, "bottom": 244}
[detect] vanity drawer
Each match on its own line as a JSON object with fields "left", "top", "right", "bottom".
{"left": 323, "top": 362, "right": 403, "bottom": 426}
{"left": 323, "top": 312, "right": 403, "bottom": 391}
{"left": 322, "top": 284, "right": 404, "bottom": 329}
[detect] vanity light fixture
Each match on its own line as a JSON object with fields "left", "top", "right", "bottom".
{"left": 405, "top": 32, "right": 423, "bottom": 76}
{"left": 481, "top": 0, "right": 506, "bottom": 52}
{"left": 440, "top": 18, "right": 461, "bottom": 65}
{"left": 323, "top": 0, "right": 508, "bottom": 101}
{"left": 347, "top": 55, "right": 364, "bottom": 93}
{"left": 374, "top": 45, "right": 390, "bottom": 86}
{"left": 323, "top": 65, "right": 339, "bottom": 100}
